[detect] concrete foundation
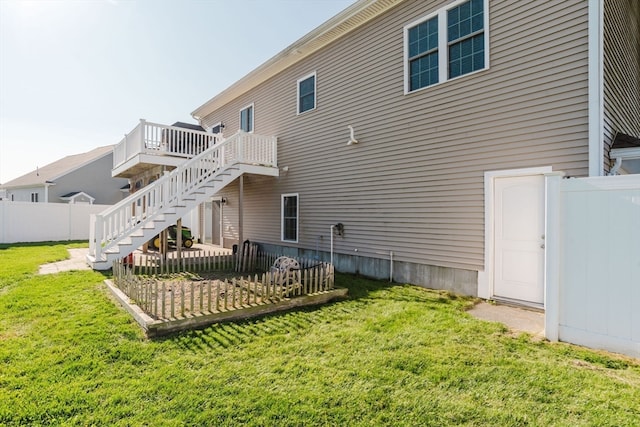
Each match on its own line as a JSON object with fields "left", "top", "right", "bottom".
{"left": 257, "top": 242, "right": 478, "bottom": 297}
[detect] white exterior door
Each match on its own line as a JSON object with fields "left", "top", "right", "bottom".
{"left": 493, "top": 174, "right": 545, "bottom": 305}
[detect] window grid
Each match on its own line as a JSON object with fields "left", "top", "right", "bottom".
{"left": 408, "top": 17, "right": 439, "bottom": 91}
{"left": 281, "top": 194, "right": 298, "bottom": 242}
{"left": 240, "top": 104, "right": 253, "bottom": 133}
{"left": 447, "top": 0, "right": 484, "bottom": 79}
{"left": 405, "top": 0, "right": 487, "bottom": 93}
{"left": 298, "top": 74, "right": 316, "bottom": 114}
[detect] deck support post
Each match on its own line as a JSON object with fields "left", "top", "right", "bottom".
{"left": 239, "top": 175, "right": 244, "bottom": 246}
{"left": 177, "top": 218, "right": 183, "bottom": 266}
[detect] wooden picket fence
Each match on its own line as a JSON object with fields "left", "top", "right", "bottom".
{"left": 112, "top": 252, "right": 335, "bottom": 321}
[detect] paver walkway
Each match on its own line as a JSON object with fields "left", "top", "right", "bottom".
{"left": 38, "top": 248, "right": 91, "bottom": 274}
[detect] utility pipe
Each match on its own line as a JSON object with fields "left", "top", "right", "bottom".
{"left": 608, "top": 157, "right": 622, "bottom": 175}
{"left": 330, "top": 225, "right": 335, "bottom": 265}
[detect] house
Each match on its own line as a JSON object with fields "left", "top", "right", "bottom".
{"left": 88, "top": 0, "right": 640, "bottom": 311}
{"left": 0, "top": 145, "right": 129, "bottom": 205}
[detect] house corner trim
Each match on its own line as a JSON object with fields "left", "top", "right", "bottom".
{"left": 588, "top": 0, "right": 604, "bottom": 177}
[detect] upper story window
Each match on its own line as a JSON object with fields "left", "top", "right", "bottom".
{"left": 240, "top": 104, "right": 254, "bottom": 132}
{"left": 405, "top": 0, "right": 488, "bottom": 93}
{"left": 297, "top": 72, "right": 316, "bottom": 114}
{"left": 281, "top": 193, "right": 299, "bottom": 243}
{"left": 407, "top": 16, "right": 439, "bottom": 90}
{"left": 447, "top": 0, "right": 485, "bottom": 79}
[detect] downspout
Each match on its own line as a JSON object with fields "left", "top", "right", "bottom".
{"left": 44, "top": 181, "right": 55, "bottom": 203}
{"left": 330, "top": 225, "right": 334, "bottom": 266}
{"left": 608, "top": 157, "right": 623, "bottom": 175}
{"left": 238, "top": 175, "right": 244, "bottom": 245}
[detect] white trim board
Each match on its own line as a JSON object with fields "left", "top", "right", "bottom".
{"left": 478, "top": 166, "right": 552, "bottom": 300}
{"left": 588, "top": 0, "right": 604, "bottom": 176}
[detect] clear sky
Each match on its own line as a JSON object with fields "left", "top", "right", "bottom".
{"left": 0, "top": 0, "right": 356, "bottom": 184}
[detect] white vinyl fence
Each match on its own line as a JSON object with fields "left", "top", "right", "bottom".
{"left": 546, "top": 174, "right": 640, "bottom": 358}
{"left": 0, "top": 201, "right": 111, "bottom": 244}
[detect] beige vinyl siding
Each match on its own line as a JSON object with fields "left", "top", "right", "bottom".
{"left": 603, "top": 0, "right": 640, "bottom": 171}
{"left": 208, "top": 0, "right": 589, "bottom": 271}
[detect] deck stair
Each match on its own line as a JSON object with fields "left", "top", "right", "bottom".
{"left": 87, "top": 131, "right": 277, "bottom": 270}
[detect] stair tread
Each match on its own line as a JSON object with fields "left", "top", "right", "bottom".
{"left": 93, "top": 153, "right": 254, "bottom": 269}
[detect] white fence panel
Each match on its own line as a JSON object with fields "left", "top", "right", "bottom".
{"left": 548, "top": 175, "right": 640, "bottom": 358}
{"left": 0, "top": 201, "right": 111, "bottom": 244}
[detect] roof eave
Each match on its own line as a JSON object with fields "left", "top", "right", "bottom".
{"left": 191, "top": 0, "right": 405, "bottom": 121}
{"left": 48, "top": 146, "right": 115, "bottom": 183}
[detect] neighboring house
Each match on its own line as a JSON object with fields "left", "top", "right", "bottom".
{"left": 0, "top": 145, "right": 129, "bottom": 205}
{"left": 610, "top": 133, "right": 640, "bottom": 174}
{"left": 89, "top": 0, "right": 640, "bottom": 311}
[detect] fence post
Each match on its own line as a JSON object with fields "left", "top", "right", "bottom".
{"left": 93, "top": 214, "right": 104, "bottom": 260}
{"left": 544, "top": 172, "right": 564, "bottom": 342}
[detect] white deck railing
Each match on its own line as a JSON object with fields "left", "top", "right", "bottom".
{"left": 91, "top": 131, "right": 277, "bottom": 262}
{"left": 113, "top": 120, "right": 222, "bottom": 169}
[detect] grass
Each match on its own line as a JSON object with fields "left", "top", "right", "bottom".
{"left": 1, "top": 243, "right": 639, "bottom": 426}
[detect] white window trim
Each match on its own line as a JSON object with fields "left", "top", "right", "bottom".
{"left": 403, "top": 0, "right": 490, "bottom": 94}
{"left": 208, "top": 121, "right": 223, "bottom": 133}
{"left": 281, "top": 193, "right": 299, "bottom": 243}
{"left": 239, "top": 103, "right": 254, "bottom": 133}
{"left": 296, "top": 71, "right": 317, "bottom": 115}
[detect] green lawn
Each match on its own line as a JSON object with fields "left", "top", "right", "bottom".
{"left": 1, "top": 243, "right": 639, "bottom": 426}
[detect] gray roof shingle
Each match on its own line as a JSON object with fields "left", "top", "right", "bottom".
{"left": 0, "top": 145, "right": 114, "bottom": 188}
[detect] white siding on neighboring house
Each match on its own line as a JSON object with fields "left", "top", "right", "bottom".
{"left": 9, "top": 187, "right": 46, "bottom": 203}
{"left": 603, "top": 0, "right": 640, "bottom": 172}
{"left": 1, "top": 146, "right": 128, "bottom": 205}
{"left": 49, "top": 153, "right": 127, "bottom": 204}
{"left": 205, "top": 0, "right": 590, "bottom": 279}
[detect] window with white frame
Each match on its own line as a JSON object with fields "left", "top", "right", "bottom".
{"left": 297, "top": 72, "right": 316, "bottom": 114}
{"left": 281, "top": 194, "right": 299, "bottom": 242}
{"left": 30, "top": 192, "right": 38, "bottom": 203}
{"left": 405, "top": 0, "right": 487, "bottom": 93}
{"left": 240, "top": 104, "right": 254, "bottom": 132}
{"left": 209, "top": 122, "right": 223, "bottom": 134}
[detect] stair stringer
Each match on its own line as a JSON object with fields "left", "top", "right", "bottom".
{"left": 87, "top": 165, "right": 244, "bottom": 270}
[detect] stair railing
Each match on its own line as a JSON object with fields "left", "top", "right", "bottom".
{"left": 90, "top": 131, "right": 277, "bottom": 262}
